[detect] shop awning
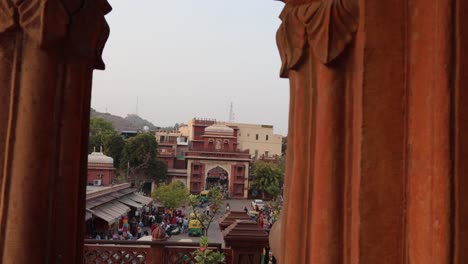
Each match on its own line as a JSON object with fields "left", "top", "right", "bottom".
{"left": 128, "top": 193, "right": 153, "bottom": 205}
{"left": 92, "top": 202, "right": 130, "bottom": 225}
{"left": 86, "top": 188, "right": 136, "bottom": 209}
{"left": 119, "top": 196, "right": 144, "bottom": 208}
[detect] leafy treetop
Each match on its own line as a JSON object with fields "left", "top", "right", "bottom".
{"left": 252, "top": 161, "right": 284, "bottom": 198}
{"left": 187, "top": 187, "right": 224, "bottom": 236}
{"left": 120, "top": 132, "right": 167, "bottom": 182}
{"left": 152, "top": 181, "right": 188, "bottom": 209}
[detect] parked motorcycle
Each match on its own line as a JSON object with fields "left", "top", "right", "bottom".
{"left": 165, "top": 224, "right": 181, "bottom": 236}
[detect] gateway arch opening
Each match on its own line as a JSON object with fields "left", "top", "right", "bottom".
{"left": 206, "top": 166, "right": 229, "bottom": 196}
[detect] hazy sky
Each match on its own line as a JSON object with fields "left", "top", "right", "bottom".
{"left": 91, "top": 0, "right": 289, "bottom": 135}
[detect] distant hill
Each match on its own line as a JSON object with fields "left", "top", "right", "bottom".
{"left": 90, "top": 108, "right": 159, "bottom": 132}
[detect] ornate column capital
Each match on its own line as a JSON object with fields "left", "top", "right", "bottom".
{"left": 0, "top": 0, "right": 111, "bottom": 69}
{"left": 0, "top": 0, "right": 14, "bottom": 33}
{"left": 277, "top": 0, "right": 359, "bottom": 77}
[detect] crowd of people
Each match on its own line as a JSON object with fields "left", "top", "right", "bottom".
{"left": 88, "top": 204, "right": 192, "bottom": 241}
{"left": 88, "top": 196, "right": 283, "bottom": 241}
{"left": 242, "top": 196, "right": 283, "bottom": 233}
{"left": 151, "top": 208, "right": 190, "bottom": 234}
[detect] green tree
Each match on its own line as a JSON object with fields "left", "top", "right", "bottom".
{"left": 188, "top": 187, "right": 224, "bottom": 236}
{"left": 252, "top": 161, "right": 284, "bottom": 199}
{"left": 281, "top": 136, "right": 287, "bottom": 156}
{"left": 88, "top": 117, "right": 126, "bottom": 169}
{"left": 103, "top": 133, "right": 125, "bottom": 168}
{"left": 151, "top": 181, "right": 188, "bottom": 209}
{"left": 88, "top": 117, "right": 116, "bottom": 153}
{"left": 120, "top": 132, "right": 167, "bottom": 182}
{"left": 278, "top": 155, "right": 286, "bottom": 175}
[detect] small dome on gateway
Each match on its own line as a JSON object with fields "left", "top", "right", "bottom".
{"left": 205, "top": 124, "right": 234, "bottom": 134}
{"left": 88, "top": 147, "right": 114, "bottom": 165}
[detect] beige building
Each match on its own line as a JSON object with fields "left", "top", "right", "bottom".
{"left": 224, "top": 122, "right": 282, "bottom": 159}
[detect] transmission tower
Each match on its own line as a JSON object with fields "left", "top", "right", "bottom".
{"left": 228, "top": 102, "right": 235, "bottom": 122}
{"left": 136, "top": 96, "right": 139, "bottom": 116}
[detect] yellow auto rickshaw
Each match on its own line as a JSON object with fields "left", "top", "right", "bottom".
{"left": 188, "top": 213, "right": 202, "bottom": 237}
{"left": 199, "top": 190, "right": 209, "bottom": 203}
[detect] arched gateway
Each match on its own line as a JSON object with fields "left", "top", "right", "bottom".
{"left": 206, "top": 166, "right": 229, "bottom": 196}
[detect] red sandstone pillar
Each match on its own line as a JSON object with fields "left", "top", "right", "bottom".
{"left": 0, "top": 1, "right": 110, "bottom": 263}
{"left": 271, "top": 0, "right": 468, "bottom": 263}
{"left": 454, "top": 1, "right": 468, "bottom": 262}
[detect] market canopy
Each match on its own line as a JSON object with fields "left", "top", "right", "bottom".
{"left": 92, "top": 202, "right": 130, "bottom": 225}
{"left": 127, "top": 193, "right": 153, "bottom": 205}
{"left": 119, "top": 196, "right": 144, "bottom": 208}
{"left": 86, "top": 188, "right": 136, "bottom": 209}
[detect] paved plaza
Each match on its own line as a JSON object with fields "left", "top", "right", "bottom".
{"left": 167, "top": 199, "right": 252, "bottom": 246}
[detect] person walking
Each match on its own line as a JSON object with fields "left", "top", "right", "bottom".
{"left": 258, "top": 212, "right": 264, "bottom": 229}
{"left": 182, "top": 218, "right": 189, "bottom": 234}
{"left": 226, "top": 203, "right": 230, "bottom": 212}
{"left": 137, "top": 225, "right": 142, "bottom": 239}
{"left": 206, "top": 205, "right": 210, "bottom": 216}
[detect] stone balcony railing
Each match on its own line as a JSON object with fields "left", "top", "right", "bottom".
{"left": 83, "top": 239, "right": 227, "bottom": 264}
{"left": 83, "top": 211, "right": 274, "bottom": 264}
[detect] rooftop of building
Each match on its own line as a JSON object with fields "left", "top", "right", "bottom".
{"left": 86, "top": 183, "right": 132, "bottom": 197}
{"left": 88, "top": 147, "right": 114, "bottom": 165}
{"left": 205, "top": 123, "right": 235, "bottom": 134}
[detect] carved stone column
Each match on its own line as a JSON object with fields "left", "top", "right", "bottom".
{"left": 272, "top": 0, "right": 468, "bottom": 263}
{"left": 0, "top": 1, "right": 110, "bottom": 263}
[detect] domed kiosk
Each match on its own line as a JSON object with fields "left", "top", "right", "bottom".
{"left": 87, "top": 147, "right": 115, "bottom": 186}
{"left": 204, "top": 123, "right": 234, "bottom": 135}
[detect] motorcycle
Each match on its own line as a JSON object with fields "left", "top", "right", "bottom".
{"left": 165, "top": 224, "right": 181, "bottom": 236}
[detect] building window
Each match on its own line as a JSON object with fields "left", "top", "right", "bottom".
{"left": 266, "top": 135, "right": 269, "bottom": 141}
{"left": 215, "top": 140, "right": 222, "bottom": 150}
{"left": 239, "top": 132, "right": 241, "bottom": 136}
{"left": 254, "top": 150, "right": 258, "bottom": 159}
{"left": 208, "top": 139, "right": 214, "bottom": 149}
{"left": 235, "top": 184, "right": 243, "bottom": 194}
{"left": 256, "top": 134, "right": 259, "bottom": 140}
{"left": 237, "top": 166, "right": 243, "bottom": 176}
{"left": 265, "top": 151, "right": 269, "bottom": 157}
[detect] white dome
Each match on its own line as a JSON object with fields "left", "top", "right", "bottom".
{"left": 88, "top": 151, "right": 114, "bottom": 165}
{"left": 205, "top": 124, "right": 234, "bottom": 134}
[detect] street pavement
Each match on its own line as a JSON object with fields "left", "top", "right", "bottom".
{"left": 167, "top": 199, "right": 252, "bottom": 246}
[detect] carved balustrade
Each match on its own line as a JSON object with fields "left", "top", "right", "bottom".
{"left": 83, "top": 240, "right": 222, "bottom": 264}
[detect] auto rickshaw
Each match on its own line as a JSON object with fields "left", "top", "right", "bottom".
{"left": 199, "top": 190, "right": 210, "bottom": 203}
{"left": 188, "top": 213, "right": 202, "bottom": 237}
